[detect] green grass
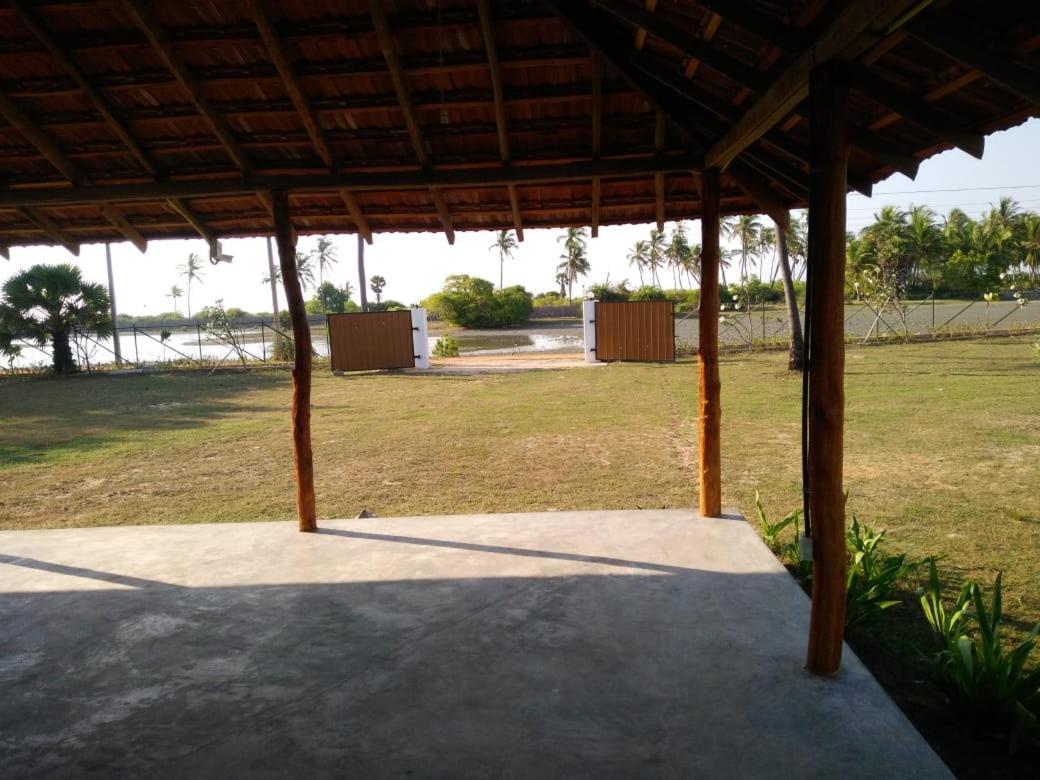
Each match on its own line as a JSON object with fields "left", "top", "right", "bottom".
{"left": 2, "top": 336, "right": 1039, "bottom": 772}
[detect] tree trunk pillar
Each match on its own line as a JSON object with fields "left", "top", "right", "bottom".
{"left": 776, "top": 220, "right": 804, "bottom": 371}
{"left": 272, "top": 190, "right": 317, "bottom": 532}
{"left": 805, "top": 64, "right": 851, "bottom": 676}
{"left": 357, "top": 233, "right": 369, "bottom": 312}
{"left": 698, "top": 168, "right": 722, "bottom": 517}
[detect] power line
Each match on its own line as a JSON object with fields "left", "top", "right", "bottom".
{"left": 855, "top": 183, "right": 1040, "bottom": 196}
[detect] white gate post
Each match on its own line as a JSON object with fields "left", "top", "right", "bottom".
{"left": 582, "top": 300, "right": 600, "bottom": 364}
{"left": 411, "top": 307, "right": 430, "bottom": 369}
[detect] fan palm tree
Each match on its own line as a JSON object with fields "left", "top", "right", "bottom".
{"left": 313, "top": 235, "right": 338, "bottom": 287}
{"left": 556, "top": 226, "right": 590, "bottom": 301}
{"left": 490, "top": 229, "right": 518, "bottom": 289}
{"left": 0, "top": 263, "right": 112, "bottom": 374}
{"left": 167, "top": 285, "right": 183, "bottom": 316}
{"left": 627, "top": 239, "right": 649, "bottom": 285}
{"left": 178, "top": 252, "right": 205, "bottom": 318}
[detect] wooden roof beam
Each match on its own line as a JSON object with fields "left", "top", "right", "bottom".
{"left": 99, "top": 203, "right": 146, "bottom": 252}
{"left": 367, "top": 0, "right": 453, "bottom": 244}
{"left": 338, "top": 188, "right": 372, "bottom": 245}
{"left": 590, "top": 53, "right": 602, "bottom": 237}
{"left": 476, "top": 0, "right": 522, "bottom": 241}
{"left": 0, "top": 154, "right": 702, "bottom": 208}
{"left": 633, "top": 0, "right": 657, "bottom": 50}
{"left": 848, "top": 65, "right": 984, "bottom": 159}
{"left": 0, "top": 92, "right": 77, "bottom": 181}
{"left": 124, "top": 0, "right": 253, "bottom": 176}
{"left": 19, "top": 206, "right": 78, "bottom": 254}
{"left": 654, "top": 108, "right": 665, "bottom": 230}
{"left": 907, "top": 17, "right": 1040, "bottom": 108}
{"left": 704, "top": 0, "right": 924, "bottom": 171}
{"left": 167, "top": 197, "right": 217, "bottom": 248}
{"left": 688, "top": 0, "right": 808, "bottom": 51}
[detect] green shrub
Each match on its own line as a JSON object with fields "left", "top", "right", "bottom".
{"left": 369, "top": 300, "right": 405, "bottom": 312}
{"left": 422, "top": 275, "right": 533, "bottom": 328}
{"left": 629, "top": 285, "right": 666, "bottom": 301}
{"left": 532, "top": 291, "right": 567, "bottom": 306}
{"left": 918, "top": 560, "right": 1040, "bottom": 751}
{"left": 587, "top": 281, "right": 630, "bottom": 302}
{"left": 432, "top": 335, "right": 460, "bottom": 357}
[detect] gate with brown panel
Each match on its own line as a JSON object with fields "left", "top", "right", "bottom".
{"left": 327, "top": 310, "right": 416, "bottom": 371}
{"left": 594, "top": 300, "right": 675, "bottom": 362}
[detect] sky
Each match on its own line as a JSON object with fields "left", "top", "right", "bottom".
{"left": 3, "top": 117, "right": 1038, "bottom": 316}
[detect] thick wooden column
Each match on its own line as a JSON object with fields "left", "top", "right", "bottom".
{"left": 805, "top": 64, "right": 850, "bottom": 676}
{"left": 272, "top": 190, "right": 317, "bottom": 532}
{"left": 697, "top": 168, "right": 722, "bottom": 517}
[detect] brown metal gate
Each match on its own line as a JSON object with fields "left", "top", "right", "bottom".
{"left": 595, "top": 300, "right": 675, "bottom": 362}
{"left": 327, "top": 311, "right": 416, "bottom": 371}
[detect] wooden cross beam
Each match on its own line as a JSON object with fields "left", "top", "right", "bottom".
{"left": 18, "top": 206, "right": 78, "bottom": 255}
{"left": 476, "top": 0, "right": 523, "bottom": 241}
{"left": 368, "top": 0, "right": 454, "bottom": 244}
{"left": 704, "top": 0, "right": 925, "bottom": 171}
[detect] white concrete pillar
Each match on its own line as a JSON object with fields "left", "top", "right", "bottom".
{"left": 411, "top": 307, "right": 430, "bottom": 369}
{"left": 583, "top": 300, "right": 600, "bottom": 364}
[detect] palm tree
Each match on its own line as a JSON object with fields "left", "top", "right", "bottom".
{"left": 758, "top": 226, "right": 776, "bottom": 282}
{"left": 723, "top": 215, "right": 764, "bottom": 282}
{"left": 1022, "top": 214, "right": 1040, "bottom": 283}
{"left": 369, "top": 275, "right": 386, "bottom": 304}
{"left": 776, "top": 215, "right": 803, "bottom": 371}
{"left": 313, "top": 235, "right": 337, "bottom": 287}
{"left": 0, "top": 263, "right": 112, "bottom": 374}
{"left": 295, "top": 251, "right": 316, "bottom": 291}
{"left": 490, "top": 229, "right": 518, "bottom": 289}
{"left": 905, "top": 204, "right": 941, "bottom": 284}
{"left": 178, "top": 252, "right": 205, "bottom": 318}
{"left": 681, "top": 242, "right": 702, "bottom": 286}
{"left": 627, "top": 240, "right": 649, "bottom": 285}
{"left": 556, "top": 226, "right": 590, "bottom": 301}
{"left": 665, "top": 222, "right": 692, "bottom": 289}
{"left": 646, "top": 228, "right": 667, "bottom": 286}
{"left": 167, "top": 285, "right": 183, "bottom": 315}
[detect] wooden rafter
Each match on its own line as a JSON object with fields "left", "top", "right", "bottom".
{"left": 633, "top": 0, "right": 657, "bottom": 50}
{"left": 0, "top": 154, "right": 702, "bottom": 209}
{"left": 476, "top": 0, "right": 522, "bottom": 241}
{"left": 907, "top": 17, "right": 1040, "bottom": 108}
{"left": 704, "top": 0, "right": 924, "bottom": 170}
{"left": 124, "top": 0, "right": 251, "bottom": 176}
{"left": 19, "top": 206, "right": 78, "bottom": 254}
{"left": 10, "top": 0, "right": 211, "bottom": 249}
{"left": 367, "top": 0, "right": 454, "bottom": 244}
{"left": 590, "top": 53, "right": 602, "bottom": 237}
{"left": 654, "top": 108, "right": 665, "bottom": 230}
{"left": 99, "top": 203, "right": 146, "bottom": 252}
{"left": 247, "top": 0, "right": 370, "bottom": 243}
{"left": 0, "top": 92, "right": 76, "bottom": 181}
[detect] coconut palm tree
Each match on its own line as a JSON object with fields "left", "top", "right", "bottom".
{"left": 369, "top": 275, "right": 386, "bottom": 304}
{"left": 776, "top": 215, "right": 803, "bottom": 371}
{"left": 723, "top": 215, "right": 764, "bottom": 282}
{"left": 905, "top": 204, "right": 941, "bottom": 284}
{"left": 1022, "top": 214, "right": 1040, "bottom": 283}
{"left": 665, "top": 222, "right": 692, "bottom": 289}
{"left": 0, "top": 263, "right": 112, "bottom": 374}
{"left": 646, "top": 228, "right": 667, "bottom": 286}
{"left": 313, "top": 235, "right": 337, "bottom": 287}
{"left": 490, "top": 229, "right": 518, "bottom": 289}
{"left": 295, "top": 251, "right": 316, "bottom": 291}
{"left": 556, "top": 226, "right": 590, "bottom": 301}
{"left": 178, "top": 252, "right": 205, "bottom": 318}
{"left": 627, "top": 239, "right": 649, "bottom": 285}
{"left": 681, "top": 242, "right": 702, "bottom": 286}
{"left": 167, "top": 285, "right": 183, "bottom": 316}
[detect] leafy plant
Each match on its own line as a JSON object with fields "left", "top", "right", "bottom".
{"left": 433, "top": 335, "right": 460, "bottom": 357}
{"left": 845, "top": 516, "right": 927, "bottom": 629}
{"left": 918, "top": 561, "right": 1040, "bottom": 751}
{"left": 754, "top": 490, "right": 798, "bottom": 552}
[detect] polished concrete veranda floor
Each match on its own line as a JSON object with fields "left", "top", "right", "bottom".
{"left": 0, "top": 510, "right": 950, "bottom": 778}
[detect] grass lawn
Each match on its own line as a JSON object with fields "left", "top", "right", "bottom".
{"left": 2, "top": 335, "right": 1039, "bottom": 773}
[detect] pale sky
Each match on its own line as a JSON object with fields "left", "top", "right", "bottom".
{"left": 3, "top": 118, "right": 1038, "bottom": 315}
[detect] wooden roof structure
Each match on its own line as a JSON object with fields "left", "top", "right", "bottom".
{"left": 0, "top": 0, "right": 1036, "bottom": 255}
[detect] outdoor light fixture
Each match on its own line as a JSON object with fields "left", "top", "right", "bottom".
{"left": 208, "top": 240, "right": 233, "bottom": 264}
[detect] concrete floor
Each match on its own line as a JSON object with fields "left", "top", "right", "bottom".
{"left": 0, "top": 510, "right": 950, "bottom": 778}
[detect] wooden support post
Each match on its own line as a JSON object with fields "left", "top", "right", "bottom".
{"left": 272, "top": 190, "right": 317, "bottom": 532}
{"left": 698, "top": 168, "right": 722, "bottom": 517}
{"left": 805, "top": 64, "right": 850, "bottom": 676}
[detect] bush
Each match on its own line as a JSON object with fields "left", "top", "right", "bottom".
{"left": 421, "top": 275, "right": 533, "bottom": 328}
{"left": 629, "top": 285, "right": 666, "bottom": 301}
{"left": 532, "top": 291, "right": 568, "bottom": 307}
{"left": 432, "top": 335, "right": 460, "bottom": 357}
{"left": 369, "top": 300, "right": 406, "bottom": 312}
{"left": 306, "top": 282, "right": 356, "bottom": 314}
{"left": 919, "top": 560, "right": 1040, "bottom": 751}
{"left": 587, "top": 281, "right": 630, "bottom": 302}
{"left": 663, "top": 288, "right": 700, "bottom": 311}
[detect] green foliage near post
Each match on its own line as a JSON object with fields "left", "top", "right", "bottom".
{"left": 918, "top": 560, "right": 1040, "bottom": 752}
{"left": 432, "top": 335, "right": 460, "bottom": 357}
{"left": 422, "top": 275, "right": 533, "bottom": 328}
{"left": 0, "top": 263, "right": 112, "bottom": 374}
{"left": 306, "top": 282, "right": 358, "bottom": 314}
